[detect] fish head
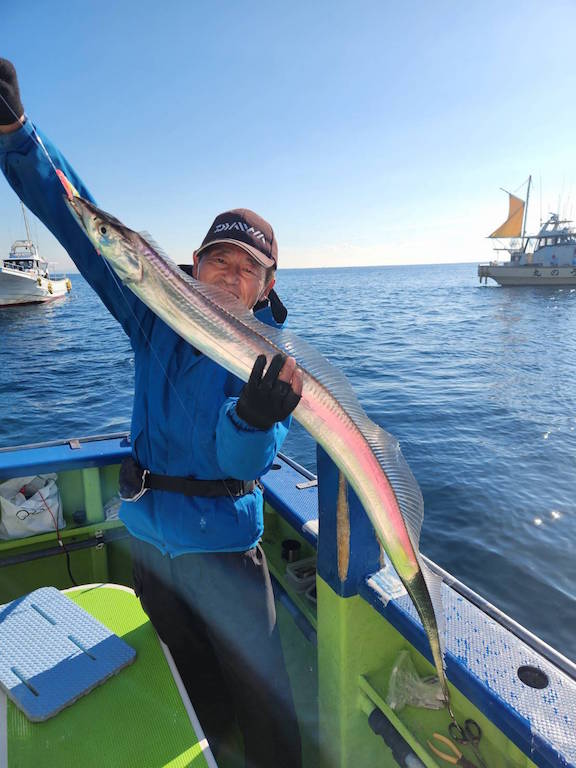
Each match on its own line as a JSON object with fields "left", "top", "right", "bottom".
{"left": 65, "top": 195, "right": 143, "bottom": 284}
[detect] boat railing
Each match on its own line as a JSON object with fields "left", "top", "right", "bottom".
{"left": 422, "top": 553, "right": 576, "bottom": 679}
{"left": 0, "top": 431, "right": 130, "bottom": 453}
{"left": 477, "top": 263, "right": 496, "bottom": 275}
{"left": 46, "top": 261, "right": 68, "bottom": 280}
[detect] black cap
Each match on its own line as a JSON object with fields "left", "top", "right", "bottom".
{"left": 0, "top": 59, "right": 24, "bottom": 126}
{"left": 196, "top": 208, "right": 278, "bottom": 268}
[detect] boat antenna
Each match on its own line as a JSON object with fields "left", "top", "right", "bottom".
{"left": 539, "top": 174, "right": 542, "bottom": 226}
{"left": 521, "top": 175, "right": 531, "bottom": 250}
{"left": 20, "top": 202, "right": 32, "bottom": 243}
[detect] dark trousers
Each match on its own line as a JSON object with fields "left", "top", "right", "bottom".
{"left": 130, "top": 536, "right": 302, "bottom": 768}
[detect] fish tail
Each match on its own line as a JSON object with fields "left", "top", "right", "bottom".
{"left": 407, "top": 565, "right": 449, "bottom": 703}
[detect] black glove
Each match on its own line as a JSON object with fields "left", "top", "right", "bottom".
{"left": 0, "top": 58, "right": 24, "bottom": 125}
{"left": 236, "top": 353, "right": 302, "bottom": 430}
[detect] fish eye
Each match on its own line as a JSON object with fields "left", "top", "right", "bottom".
{"left": 99, "top": 224, "right": 108, "bottom": 236}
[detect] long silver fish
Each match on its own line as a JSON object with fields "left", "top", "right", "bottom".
{"left": 66, "top": 194, "right": 450, "bottom": 706}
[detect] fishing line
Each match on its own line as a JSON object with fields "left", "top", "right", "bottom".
{"left": 0, "top": 94, "right": 198, "bottom": 429}
{"left": 0, "top": 93, "right": 62, "bottom": 181}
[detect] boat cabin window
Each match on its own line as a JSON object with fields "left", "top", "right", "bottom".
{"left": 9, "top": 259, "right": 35, "bottom": 270}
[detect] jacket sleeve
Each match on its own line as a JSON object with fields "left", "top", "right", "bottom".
{"left": 0, "top": 120, "right": 148, "bottom": 338}
{"left": 215, "top": 399, "right": 290, "bottom": 480}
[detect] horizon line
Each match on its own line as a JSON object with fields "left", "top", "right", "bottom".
{"left": 61, "top": 260, "right": 483, "bottom": 275}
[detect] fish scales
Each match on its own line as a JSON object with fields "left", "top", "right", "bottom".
{"left": 66, "top": 195, "right": 450, "bottom": 705}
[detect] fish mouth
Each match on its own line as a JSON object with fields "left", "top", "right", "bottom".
{"left": 64, "top": 195, "right": 80, "bottom": 215}
{"left": 64, "top": 195, "right": 87, "bottom": 227}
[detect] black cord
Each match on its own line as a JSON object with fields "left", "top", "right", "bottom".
{"left": 63, "top": 544, "right": 78, "bottom": 587}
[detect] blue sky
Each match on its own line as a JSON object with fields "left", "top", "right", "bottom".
{"left": 1, "top": 0, "right": 576, "bottom": 270}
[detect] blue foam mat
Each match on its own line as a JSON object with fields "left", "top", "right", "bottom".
{"left": 0, "top": 587, "right": 136, "bottom": 721}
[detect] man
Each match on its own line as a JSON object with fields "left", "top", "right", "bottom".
{"left": 0, "top": 58, "right": 303, "bottom": 767}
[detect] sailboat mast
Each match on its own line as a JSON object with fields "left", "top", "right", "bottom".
{"left": 521, "top": 176, "right": 532, "bottom": 249}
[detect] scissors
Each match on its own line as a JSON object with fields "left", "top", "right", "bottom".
{"left": 427, "top": 732, "right": 478, "bottom": 767}
{"left": 448, "top": 719, "right": 487, "bottom": 768}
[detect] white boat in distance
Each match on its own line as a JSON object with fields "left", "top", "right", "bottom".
{"left": 478, "top": 176, "right": 576, "bottom": 286}
{"left": 0, "top": 204, "right": 71, "bottom": 307}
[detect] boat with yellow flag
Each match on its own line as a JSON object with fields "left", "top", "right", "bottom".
{"left": 478, "top": 176, "right": 576, "bottom": 286}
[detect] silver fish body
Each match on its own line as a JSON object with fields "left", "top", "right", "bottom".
{"left": 66, "top": 195, "right": 450, "bottom": 704}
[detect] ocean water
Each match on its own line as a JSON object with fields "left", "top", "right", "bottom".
{"left": 1, "top": 264, "right": 575, "bottom": 661}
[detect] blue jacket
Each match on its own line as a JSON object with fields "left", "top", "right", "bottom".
{"left": 0, "top": 120, "right": 289, "bottom": 556}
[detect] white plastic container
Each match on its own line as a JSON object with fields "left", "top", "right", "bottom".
{"left": 285, "top": 557, "right": 316, "bottom": 593}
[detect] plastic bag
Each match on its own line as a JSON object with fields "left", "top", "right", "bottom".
{"left": 386, "top": 649, "right": 445, "bottom": 711}
{"left": 0, "top": 474, "right": 65, "bottom": 540}
{"left": 103, "top": 494, "right": 122, "bottom": 521}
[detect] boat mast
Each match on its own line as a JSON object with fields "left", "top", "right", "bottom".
{"left": 521, "top": 176, "right": 532, "bottom": 251}
{"left": 19, "top": 202, "right": 39, "bottom": 260}
{"left": 20, "top": 202, "right": 33, "bottom": 243}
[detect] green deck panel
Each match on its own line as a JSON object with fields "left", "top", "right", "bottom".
{"left": 81, "top": 467, "right": 105, "bottom": 523}
{"left": 6, "top": 584, "right": 211, "bottom": 768}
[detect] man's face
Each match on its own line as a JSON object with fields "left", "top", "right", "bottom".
{"left": 193, "top": 244, "right": 275, "bottom": 309}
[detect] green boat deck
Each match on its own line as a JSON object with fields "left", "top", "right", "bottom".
{"left": 2, "top": 584, "right": 215, "bottom": 768}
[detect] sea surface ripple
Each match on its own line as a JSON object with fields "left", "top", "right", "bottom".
{"left": 1, "top": 264, "right": 575, "bottom": 661}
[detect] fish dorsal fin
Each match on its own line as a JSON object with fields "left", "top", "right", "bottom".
{"left": 138, "top": 231, "right": 172, "bottom": 262}
{"left": 152, "top": 269, "right": 428, "bottom": 570}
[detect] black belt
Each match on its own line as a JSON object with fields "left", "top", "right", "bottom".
{"left": 119, "top": 456, "right": 256, "bottom": 502}
{"left": 145, "top": 474, "right": 255, "bottom": 497}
